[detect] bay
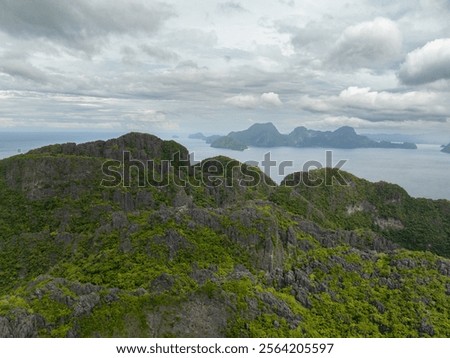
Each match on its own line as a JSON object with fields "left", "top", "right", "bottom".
{"left": 177, "top": 138, "right": 450, "bottom": 201}
{"left": 0, "top": 132, "right": 448, "bottom": 200}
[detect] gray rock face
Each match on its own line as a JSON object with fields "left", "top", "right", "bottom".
{"left": 28, "top": 132, "right": 189, "bottom": 163}
{"left": 146, "top": 295, "right": 230, "bottom": 337}
{"left": 0, "top": 277, "right": 111, "bottom": 338}
{"left": 74, "top": 293, "right": 101, "bottom": 317}
{"left": 258, "top": 292, "right": 301, "bottom": 329}
{"left": 154, "top": 229, "right": 192, "bottom": 260}
{"left": 112, "top": 211, "right": 129, "bottom": 229}
{"left": 419, "top": 318, "right": 435, "bottom": 337}
{"left": 3, "top": 156, "right": 100, "bottom": 200}
{"left": 0, "top": 313, "right": 45, "bottom": 338}
{"left": 0, "top": 317, "right": 11, "bottom": 338}
{"left": 150, "top": 273, "right": 176, "bottom": 294}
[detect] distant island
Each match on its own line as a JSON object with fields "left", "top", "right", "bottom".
{"left": 211, "top": 136, "right": 248, "bottom": 151}
{"left": 188, "top": 132, "right": 222, "bottom": 144}
{"left": 442, "top": 143, "right": 450, "bottom": 153}
{"left": 191, "top": 123, "right": 418, "bottom": 151}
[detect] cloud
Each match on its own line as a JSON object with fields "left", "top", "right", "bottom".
{"left": 290, "top": 21, "right": 335, "bottom": 49}
{"left": 278, "top": 0, "right": 295, "bottom": 7}
{"left": 218, "top": 2, "right": 248, "bottom": 14}
{"left": 140, "top": 44, "right": 180, "bottom": 62}
{"left": 298, "top": 86, "right": 449, "bottom": 121}
{"left": 0, "top": 0, "right": 449, "bottom": 140}
{"left": 225, "top": 92, "right": 283, "bottom": 109}
{"left": 123, "top": 109, "right": 179, "bottom": 130}
{"left": 261, "top": 92, "right": 283, "bottom": 106}
{"left": 398, "top": 38, "right": 450, "bottom": 85}
{"left": 224, "top": 94, "right": 260, "bottom": 109}
{"left": 298, "top": 115, "right": 450, "bottom": 137}
{"left": 0, "top": 90, "right": 179, "bottom": 131}
{"left": 329, "top": 17, "right": 402, "bottom": 69}
{"left": 0, "top": 0, "right": 173, "bottom": 53}
{"left": 0, "top": 58, "right": 49, "bottom": 83}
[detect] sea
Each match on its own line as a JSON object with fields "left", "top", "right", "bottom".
{"left": 1, "top": 132, "right": 449, "bottom": 201}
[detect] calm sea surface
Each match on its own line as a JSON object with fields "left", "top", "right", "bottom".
{"left": 1, "top": 132, "right": 449, "bottom": 200}
{"left": 178, "top": 138, "right": 450, "bottom": 201}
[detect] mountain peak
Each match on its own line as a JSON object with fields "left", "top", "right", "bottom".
{"left": 334, "top": 126, "right": 357, "bottom": 135}
{"left": 247, "top": 122, "right": 280, "bottom": 132}
{"left": 28, "top": 132, "right": 189, "bottom": 161}
{"left": 227, "top": 122, "right": 285, "bottom": 147}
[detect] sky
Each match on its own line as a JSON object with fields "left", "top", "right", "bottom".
{"left": 0, "top": 0, "right": 450, "bottom": 143}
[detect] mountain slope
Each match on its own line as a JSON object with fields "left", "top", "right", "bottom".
{"left": 277, "top": 169, "right": 450, "bottom": 257}
{"left": 211, "top": 136, "right": 248, "bottom": 151}
{"left": 0, "top": 133, "right": 448, "bottom": 338}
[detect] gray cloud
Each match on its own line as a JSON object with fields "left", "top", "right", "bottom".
{"left": 0, "top": 0, "right": 449, "bottom": 138}
{"left": 0, "top": 59, "right": 49, "bottom": 83}
{"left": 278, "top": 0, "right": 295, "bottom": 7}
{"left": 140, "top": 44, "right": 180, "bottom": 62}
{"left": 218, "top": 1, "right": 248, "bottom": 14}
{"left": 0, "top": 0, "right": 173, "bottom": 53}
{"left": 297, "top": 86, "right": 450, "bottom": 122}
{"left": 290, "top": 22, "right": 334, "bottom": 49}
{"left": 399, "top": 38, "right": 450, "bottom": 85}
{"left": 328, "top": 17, "right": 402, "bottom": 69}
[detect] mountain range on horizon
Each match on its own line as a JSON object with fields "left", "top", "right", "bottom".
{"left": 442, "top": 143, "right": 450, "bottom": 153}
{"left": 191, "top": 123, "right": 418, "bottom": 151}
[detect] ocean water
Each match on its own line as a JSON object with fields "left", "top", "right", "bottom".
{"left": 0, "top": 132, "right": 449, "bottom": 200}
{"left": 176, "top": 138, "right": 450, "bottom": 201}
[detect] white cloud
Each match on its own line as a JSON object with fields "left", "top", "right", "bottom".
{"left": 297, "top": 115, "right": 450, "bottom": 137}
{"left": 329, "top": 17, "right": 402, "bottom": 69}
{"left": 298, "top": 86, "right": 449, "bottom": 120}
{"left": 225, "top": 92, "right": 283, "bottom": 109}
{"left": 261, "top": 92, "right": 283, "bottom": 106}
{"left": 399, "top": 38, "right": 450, "bottom": 85}
{"left": 278, "top": 0, "right": 295, "bottom": 7}
{"left": 0, "top": 90, "right": 179, "bottom": 131}
{"left": 224, "top": 94, "right": 260, "bottom": 109}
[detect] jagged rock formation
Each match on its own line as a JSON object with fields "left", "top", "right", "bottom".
{"left": 0, "top": 132, "right": 448, "bottom": 338}
{"left": 28, "top": 132, "right": 189, "bottom": 162}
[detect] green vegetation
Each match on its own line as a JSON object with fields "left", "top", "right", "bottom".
{"left": 278, "top": 169, "right": 450, "bottom": 258}
{"left": 0, "top": 133, "right": 448, "bottom": 337}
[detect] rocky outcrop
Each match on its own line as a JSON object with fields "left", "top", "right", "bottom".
{"left": 28, "top": 132, "right": 189, "bottom": 162}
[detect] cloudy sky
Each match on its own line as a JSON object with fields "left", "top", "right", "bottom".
{"left": 1, "top": 0, "right": 450, "bottom": 142}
